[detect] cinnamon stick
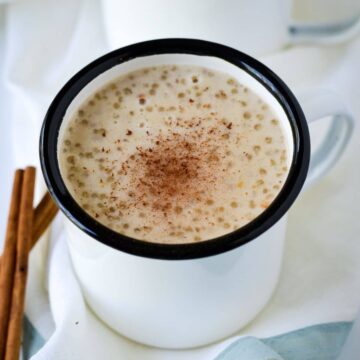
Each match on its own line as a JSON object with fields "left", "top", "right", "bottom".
{"left": 5, "top": 167, "right": 36, "bottom": 360}
{"left": 0, "top": 170, "right": 24, "bottom": 359}
{"left": 0, "top": 174, "right": 58, "bottom": 359}
{"left": 0, "top": 192, "right": 58, "bottom": 274}
{"left": 32, "top": 192, "right": 58, "bottom": 246}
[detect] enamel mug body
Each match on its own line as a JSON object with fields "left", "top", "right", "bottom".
{"left": 40, "top": 39, "right": 353, "bottom": 349}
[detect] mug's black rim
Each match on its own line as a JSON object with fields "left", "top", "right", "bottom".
{"left": 40, "top": 38, "right": 310, "bottom": 260}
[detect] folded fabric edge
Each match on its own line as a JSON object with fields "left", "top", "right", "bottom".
{"left": 216, "top": 321, "right": 352, "bottom": 360}
{"left": 23, "top": 318, "right": 352, "bottom": 360}
{"left": 23, "top": 316, "right": 45, "bottom": 359}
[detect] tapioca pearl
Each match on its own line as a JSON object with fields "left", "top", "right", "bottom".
{"left": 265, "top": 193, "right": 275, "bottom": 200}
{"left": 160, "top": 74, "right": 168, "bottom": 81}
{"left": 174, "top": 206, "right": 183, "bottom": 214}
{"left": 191, "top": 75, "right": 200, "bottom": 84}
{"left": 243, "top": 111, "right": 252, "bottom": 119}
{"left": 203, "top": 70, "right": 214, "bottom": 77}
{"left": 265, "top": 137, "right": 272, "bottom": 144}
{"left": 259, "top": 168, "right": 267, "bottom": 175}
{"left": 93, "top": 128, "right": 107, "bottom": 138}
{"left": 227, "top": 78, "right": 236, "bottom": 86}
{"left": 226, "top": 161, "right": 234, "bottom": 169}
{"left": 174, "top": 231, "right": 185, "bottom": 238}
{"left": 237, "top": 181, "right": 245, "bottom": 189}
{"left": 249, "top": 200, "right": 256, "bottom": 209}
{"left": 255, "top": 179, "right": 265, "bottom": 187}
{"left": 66, "top": 172, "right": 76, "bottom": 181}
{"left": 76, "top": 180, "right": 85, "bottom": 188}
{"left": 66, "top": 155, "right": 77, "bottom": 165}
{"left": 90, "top": 192, "right": 98, "bottom": 199}
{"left": 138, "top": 96, "right": 146, "bottom": 105}
{"left": 215, "top": 89, "right": 228, "bottom": 99}
{"left": 254, "top": 124, "right": 262, "bottom": 131}
{"left": 223, "top": 222, "right": 231, "bottom": 229}
{"left": 271, "top": 119, "right": 279, "bottom": 126}
{"left": 253, "top": 145, "right": 261, "bottom": 154}
{"left": 82, "top": 203, "right": 90, "bottom": 210}
{"left": 230, "top": 201, "right": 238, "bottom": 208}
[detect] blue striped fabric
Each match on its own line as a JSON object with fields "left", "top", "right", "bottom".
{"left": 216, "top": 322, "right": 352, "bottom": 360}
{"left": 22, "top": 319, "right": 352, "bottom": 359}
{"left": 23, "top": 316, "right": 45, "bottom": 359}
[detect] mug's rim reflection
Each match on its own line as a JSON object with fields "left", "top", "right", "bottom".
{"left": 39, "top": 38, "right": 310, "bottom": 260}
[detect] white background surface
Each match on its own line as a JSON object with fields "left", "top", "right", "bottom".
{"left": 0, "top": 5, "right": 13, "bottom": 244}
{"left": 0, "top": 1, "right": 360, "bottom": 359}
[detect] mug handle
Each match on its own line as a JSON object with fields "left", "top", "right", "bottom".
{"left": 288, "top": 14, "right": 360, "bottom": 44}
{"left": 296, "top": 89, "right": 354, "bottom": 188}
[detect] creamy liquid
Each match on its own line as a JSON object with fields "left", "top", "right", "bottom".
{"left": 58, "top": 65, "right": 289, "bottom": 244}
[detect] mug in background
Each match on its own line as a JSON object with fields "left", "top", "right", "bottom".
{"left": 40, "top": 39, "right": 353, "bottom": 349}
{"left": 102, "top": 0, "right": 360, "bottom": 55}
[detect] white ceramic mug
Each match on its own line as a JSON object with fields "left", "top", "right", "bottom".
{"left": 40, "top": 39, "right": 354, "bottom": 349}
{"left": 102, "top": 0, "right": 360, "bottom": 54}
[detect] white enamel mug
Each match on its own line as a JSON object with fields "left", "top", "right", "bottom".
{"left": 40, "top": 39, "right": 354, "bottom": 349}
{"left": 102, "top": 0, "right": 360, "bottom": 55}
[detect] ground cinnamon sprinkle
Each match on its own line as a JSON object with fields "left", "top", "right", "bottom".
{"left": 121, "top": 128, "right": 221, "bottom": 216}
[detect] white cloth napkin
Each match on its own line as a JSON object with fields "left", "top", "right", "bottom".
{"left": 0, "top": 0, "right": 360, "bottom": 358}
